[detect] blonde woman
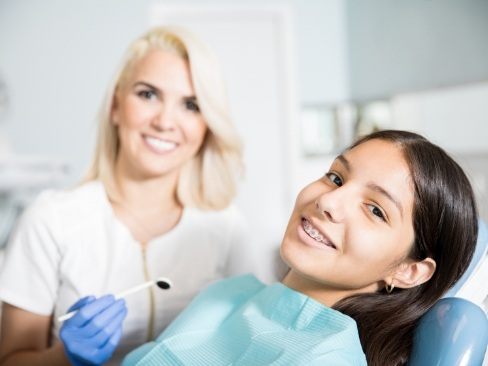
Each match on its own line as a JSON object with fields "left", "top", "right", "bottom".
{"left": 0, "top": 26, "right": 251, "bottom": 366}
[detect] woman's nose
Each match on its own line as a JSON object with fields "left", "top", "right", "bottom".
{"left": 152, "top": 105, "right": 176, "bottom": 131}
{"left": 315, "top": 188, "right": 347, "bottom": 223}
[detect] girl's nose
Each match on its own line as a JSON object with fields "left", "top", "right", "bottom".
{"left": 315, "top": 187, "right": 348, "bottom": 223}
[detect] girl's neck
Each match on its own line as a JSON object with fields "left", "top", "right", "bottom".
{"left": 282, "top": 270, "right": 378, "bottom": 308}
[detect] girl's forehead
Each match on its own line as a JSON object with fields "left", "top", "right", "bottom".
{"left": 341, "top": 140, "right": 414, "bottom": 206}
{"left": 343, "top": 140, "right": 404, "bottom": 164}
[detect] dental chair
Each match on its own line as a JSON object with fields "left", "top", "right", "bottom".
{"left": 409, "top": 219, "right": 488, "bottom": 366}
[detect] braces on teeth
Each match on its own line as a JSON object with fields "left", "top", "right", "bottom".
{"left": 303, "top": 220, "right": 325, "bottom": 242}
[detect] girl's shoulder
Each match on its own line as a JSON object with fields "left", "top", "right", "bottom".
{"left": 202, "top": 274, "right": 265, "bottom": 300}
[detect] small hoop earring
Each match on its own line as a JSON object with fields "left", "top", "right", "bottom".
{"left": 385, "top": 281, "right": 395, "bottom": 294}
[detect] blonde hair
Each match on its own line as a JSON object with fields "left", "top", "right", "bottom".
{"left": 85, "top": 26, "right": 243, "bottom": 210}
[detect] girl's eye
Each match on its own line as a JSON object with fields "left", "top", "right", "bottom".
{"left": 137, "top": 90, "right": 157, "bottom": 100}
{"left": 367, "top": 204, "right": 386, "bottom": 222}
{"left": 326, "top": 172, "right": 343, "bottom": 187}
{"left": 185, "top": 99, "right": 200, "bottom": 113}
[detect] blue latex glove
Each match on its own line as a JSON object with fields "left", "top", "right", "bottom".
{"left": 60, "top": 295, "right": 128, "bottom": 366}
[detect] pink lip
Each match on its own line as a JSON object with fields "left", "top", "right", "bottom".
{"left": 300, "top": 216, "right": 338, "bottom": 250}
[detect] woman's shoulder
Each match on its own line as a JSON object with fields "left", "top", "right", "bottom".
{"left": 20, "top": 180, "right": 107, "bottom": 230}
{"left": 28, "top": 180, "right": 105, "bottom": 214}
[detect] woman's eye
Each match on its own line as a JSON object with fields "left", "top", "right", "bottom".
{"left": 326, "top": 172, "right": 343, "bottom": 187}
{"left": 367, "top": 204, "right": 386, "bottom": 222}
{"left": 137, "top": 90, "right": 157, "bottom": 100}
{"left": 185, "top": 99, "right": 200, "bottom": 113}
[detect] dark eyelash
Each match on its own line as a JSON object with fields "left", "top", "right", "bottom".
{"left": 185, "top": 99, "right": 200, "bottom": 113}
{"left": 325, "top": 172, "right": 343, "bottom": 187}
{"left": 370, "top": 205, "right": 387, "bottom": 222}
{"left": 137, "top": 89, "right": 157, "bottom": 99}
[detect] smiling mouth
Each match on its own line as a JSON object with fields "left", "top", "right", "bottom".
{"left": 143, "top": 135, "right": 178, "bottom": 152}
{"left": 301, "top": 218, "right": 337, "bottom": 249}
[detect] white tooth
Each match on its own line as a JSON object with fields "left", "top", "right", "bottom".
{"left": 145, "top": 137, "right": 176, "bottom": 151}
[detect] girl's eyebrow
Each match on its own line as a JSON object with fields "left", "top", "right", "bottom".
{"left": 336, "top": 155, "right": 351, "bottom": 172}
{"left": 336, "top": 154, "right": 404, "bottom": 218}
{"left": 367, "top": 182, "right": 404, "bottom": 218}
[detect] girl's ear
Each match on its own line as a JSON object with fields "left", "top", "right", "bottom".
{"left": 388, "top": 258, "right": 436, "bottom": 289}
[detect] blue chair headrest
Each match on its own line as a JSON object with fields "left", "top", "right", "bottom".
{"left": 444, "top": 219, "right": 488, "bottom": 297}
{"left": 409, "top": 297, "right": 488, "bottom": 366}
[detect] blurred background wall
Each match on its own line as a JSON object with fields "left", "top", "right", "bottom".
{"left": 0, "top": 0, "right": 487, "bottom": 274}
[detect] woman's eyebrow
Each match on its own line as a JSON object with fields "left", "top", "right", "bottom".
{"left": 133, "top": 81, "right": 197, "bottom": 100}
{"left": 133, "top": 81, "right": 160, "bottom": 92}
{"left": 367, "top": 182, "right": 404, "bottom": 218}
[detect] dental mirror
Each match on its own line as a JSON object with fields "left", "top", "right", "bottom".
{"left": 58, "top": 276, "right": 172, "bottom": 322}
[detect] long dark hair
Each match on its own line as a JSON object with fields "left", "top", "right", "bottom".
{"left": 333, "top": 130, "right": 478, "bottom": 366}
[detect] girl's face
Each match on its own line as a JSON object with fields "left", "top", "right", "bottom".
{"left": 111, "top": 49, "right": 207, "bottom": 179}
{"left": 281, "top": 139, "right": 416, "bottom": 296}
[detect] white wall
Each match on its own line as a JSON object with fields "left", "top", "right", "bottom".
{"left": 346, "top": 0, "right": 488, "bottom": 101}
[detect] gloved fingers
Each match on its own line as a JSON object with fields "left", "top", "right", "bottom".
{"left": 95, "top": 327, "right": 124, "bottom": 364}
{"left": 78, "top": 298, "right": 126, "bottom": 338}
{"left": 67, "top": 295, "right": 97, "bottom": 313}
{"left": 78, "top": 326, "right": 124, "bottom": 366}
{"left": 62, "top": 308, "right": 125, "bottom": 366}
{"left": 64, "top": 342, "right": 96, "bottom": 365}
{"left": 67, "top": 294, "right": 116, "bottom": 328}
{"left": 90, "top": 305, "right": 127, "bottom": 347}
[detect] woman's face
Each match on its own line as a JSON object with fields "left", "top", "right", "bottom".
{"left": 111, "top": 49, "right": 207, "bottom": 179}
{"left": 281, "top": 139, "right": 416, "bottom": 294}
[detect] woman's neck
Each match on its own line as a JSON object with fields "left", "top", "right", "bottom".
{"left": 109, "top": 158, "right": 184, "bottom": 243}
{"left": 111, "top": 158, "right": 181, "bottom": 214}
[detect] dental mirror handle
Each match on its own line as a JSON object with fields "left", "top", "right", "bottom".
{"left": 57, "top": 277, "right": 172, "bottom": 323}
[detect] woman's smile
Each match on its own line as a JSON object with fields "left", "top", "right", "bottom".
{"left": 142, "top": 134, "right": 178, "bottom": 154}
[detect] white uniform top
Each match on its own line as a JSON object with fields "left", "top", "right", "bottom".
{"left": 0, "top": 180, "right": 253, "bottom": 365}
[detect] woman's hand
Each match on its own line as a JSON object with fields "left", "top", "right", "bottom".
{"left": 59, "top": 295, "right": 127, "bottom": 366}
